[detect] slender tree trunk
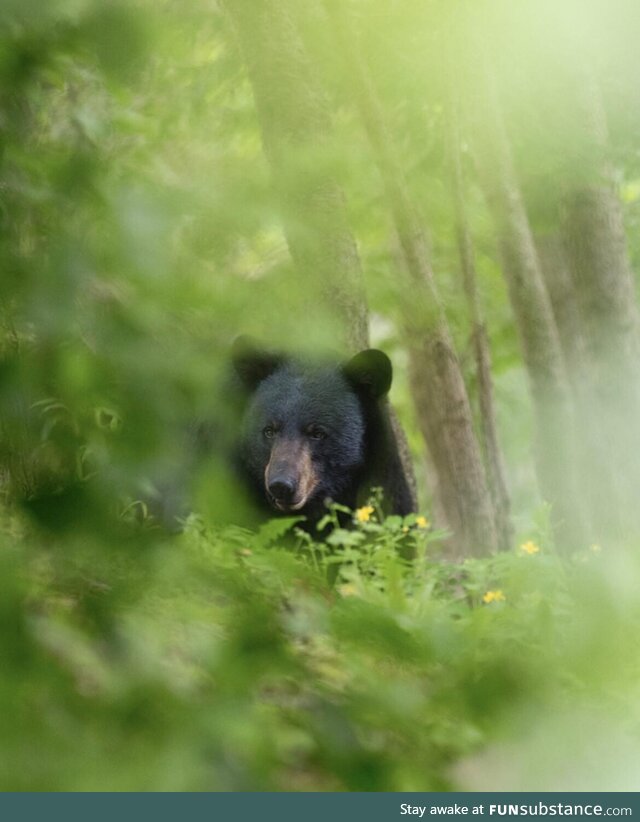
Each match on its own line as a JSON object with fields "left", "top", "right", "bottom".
{"left": 559, "top": 71, "right": 640, "bottom": 537}
{"left": 222, "top": 0, "right": 417, "bottom": 510}
{"left": 324, "top": 0, "right": 498, "bottom": 557}
{"left": 465, "top": 48, "right": 588, "bottom": 550}
{"left": 447, "top": 96, "right": 513, "bottom": 552}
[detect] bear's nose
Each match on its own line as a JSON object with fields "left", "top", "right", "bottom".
{"left": 268, "top": 478, "right": 296, "bottom": 503}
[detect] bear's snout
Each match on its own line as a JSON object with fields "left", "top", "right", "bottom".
{"left": 267, "top": 477, "right": 296, "bottom": 504}
{"left": 264, "top": 439, "right": 318, "bottom": 512}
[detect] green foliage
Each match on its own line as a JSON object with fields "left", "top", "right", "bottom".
{"left": 2, "top": 0, "right": 640, "bottom": 793}
{"left": 2, "top": 503, "right": 639, "bottom": 791}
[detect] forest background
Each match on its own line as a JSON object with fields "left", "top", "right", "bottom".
{"left": 2, "top": 0, "right": 640, "bottom": 792}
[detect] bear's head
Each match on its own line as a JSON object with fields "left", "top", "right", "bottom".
{"left": 231, "top": 336, "right": 393, "bottom": 517}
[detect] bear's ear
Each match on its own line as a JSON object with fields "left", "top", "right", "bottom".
{"left": 231, "top": 335, "right": 282, "bottom": 390}
{"left": 343, "top": 349, "right": 392, "bottom": 399}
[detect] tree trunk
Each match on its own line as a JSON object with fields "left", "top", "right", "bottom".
{"left": 448, "top": 96, "right": 513, "bottom": 552}
{"left": 222, "top": 0, "right": 367, "bottom": 352}
{"left": 324, "top": 0, "right": 499, "bottom": 557}
{"left": 562, "top": 72, "right": 640, "bottom": 373}
{"left": 559, "top": 72, "right": 640, "bottom": 538}
{"left": 465, "top": 51, "right": 588, "bottom": 551}
{"left": 563, "top": 187, "right": 639, "bottom": 372}
{"left": 535, "top": 231, "right": 625, "bottom": 540}
{"left": 222, "top": 0, "right": 417, "bottom": 511}
{"left": 534, "top": 233, "right": 587, "bottom": 376}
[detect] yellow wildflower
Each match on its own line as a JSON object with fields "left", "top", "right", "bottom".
{"left": 402, "top": 526, "right": 410, "bottom": 534}
{"left": 338, "top": 583, "right": 358, "bottom": 597}
{"left": 520, "top": 540, "right": 540, "bottom": 555}
{"left": 482, "top": 590, "right": 506, "bottom": 604}
{"left": 590, "top": 543, "right": 602, "bottom": 553}
{"left": 355, "top": 505, "right": 375, "bottom": 523}
{"left": 415, "top": 515, "right": 430, "bottom": 529}
{"left": 621, "top": 182, "right": 640, "bottom": 204}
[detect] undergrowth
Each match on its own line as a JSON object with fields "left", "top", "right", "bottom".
{"left": 2, "top": 499, "right": 639, "bottom": 791}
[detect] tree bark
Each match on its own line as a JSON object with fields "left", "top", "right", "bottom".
{"left": 559, "top": 72, "right": 640, "bottom": 537}
{"left": 535, "top": 231, "right": 625, "bottom": 540}
{"left": 324, "top": 0, "right": 499, "bottom": 557}
{"left": 561, "top": 72, "right": 640, "bottom": 375}
{"left": 447, "top": 96, "right": 513, "bottom": 552}
{"left": 465, "top": 49, "right": 588, "bottom": 550}
{"left": 222, "top": 0, "right": 368, "bottom": 352}
{"left": 534, "top": 233, "right": 587, "bottom": 376}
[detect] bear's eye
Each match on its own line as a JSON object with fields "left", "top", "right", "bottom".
{"left": 307, "top": 425, "right": 327, "bottom": 440}
{"left": 263, "top": 425, "right": 276, "bottom": 439}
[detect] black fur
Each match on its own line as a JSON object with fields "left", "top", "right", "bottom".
{"left": 231, "top": 337, "right": 414, "bottom": 529}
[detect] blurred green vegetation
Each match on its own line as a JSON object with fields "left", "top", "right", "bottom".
{"left": 3, "top": 503, "right": 640, "bottom": 790}
{"left": 2, "top": 0, "right": 640, "bottom": 792}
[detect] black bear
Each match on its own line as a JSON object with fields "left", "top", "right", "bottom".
{"left": 231, "top": 336, "right": 415, "bottom": 529}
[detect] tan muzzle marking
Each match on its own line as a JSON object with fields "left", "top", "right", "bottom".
{"left": 264, "top": 439, "right": 318, "bottom": 510}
